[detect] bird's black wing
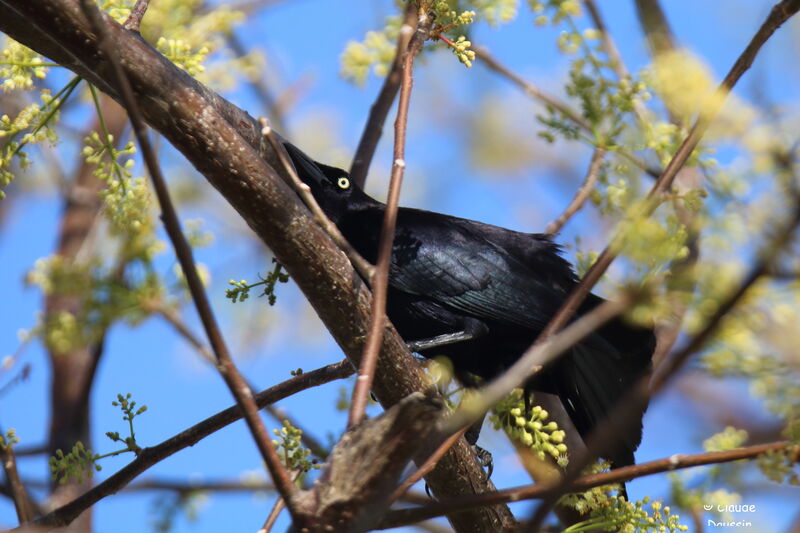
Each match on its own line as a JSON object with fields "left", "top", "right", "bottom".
{"left": 385, "top": 209, "right": 575, "bottom": 332}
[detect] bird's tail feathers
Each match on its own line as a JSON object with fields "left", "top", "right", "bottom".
{"left": 555, "top": 322, "right": 654, "bottom": 467}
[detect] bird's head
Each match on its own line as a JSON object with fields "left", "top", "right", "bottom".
{"left": 283, "top": 142, "right": 357, "bottom": 223}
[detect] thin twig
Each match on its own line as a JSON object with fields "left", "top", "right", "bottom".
{"left": 474, "top": 46, "right": 661, "bottom": 179}
{"left": 29, "top": 360, "right": 353, "bottom": 528}
{"left": 154, "top": 305, "right": 216, "bottom": 363}
{"left": 154, "top": 303, "right": 330, "bottom": 458}
{"left": 634, "top": 0, "right": 677, "bottom": 58}
{"left": 260, "top": 119, "right": 375, "bottom": 282}
{"left": 0, "top": 361, "right": 31, "bottom": 399}
{"left": 582, "top": 0, "right": 626, "bottom": 79}
{"left": 350, "top": 3, "right": 418, "bottom": 188}
{"left": 0, "top": 436, "right": 35, "bottom": 523}
{"left": 378, "top": 441, "right": 798, "bottom": 529}
{"left": 128, "top": 479, "right": 275, "bottom": 493}
{"left": 546, "top": 147, "right": 606, "bottom": 234}
{"left": 390, "top": 427, "right": 468, "bottom": 503}
{"left": 7, "top": 444, "right": 47, "bottom": 458}
{"left": 261, "top": 495, "right": 286, "bottom": 533}
{"left": 582, "top": 0, "right": 650, "bottom": 127}
{"left": 79, "top": 0, "right": 298, "bottom": 515}
{"left": 475, "top": 47, "right": 589, "bottom": 131}
{"left": 226, "top": 32, "right": 288, "bottom": 134}
{"left": 122, "top": 0, "right": 149, "bottom": 31}
{"left": 261, "top": 470, "right": 300, "bottom": 533}
{"left": 1, "top": 477, "right": 277, "bottom": 496}
{"left": 348, "top": 12, "right": 431, "bottom": 429}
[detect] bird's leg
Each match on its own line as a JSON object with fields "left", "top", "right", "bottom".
{"left": 406, "top": 319, "right": 488, "bottom": 353}
{"left": 453, "top": 369, "right": 494, "bottom": 478}
{"left": 464, "top": 413, "right": 494, "bottom": 479}
{"left": 474, "top": 446, "right": 494, "bottom": 479}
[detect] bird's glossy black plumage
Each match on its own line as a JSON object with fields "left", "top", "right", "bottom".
{"left": 285, "top": 142, "right": 654, "bottom": 467}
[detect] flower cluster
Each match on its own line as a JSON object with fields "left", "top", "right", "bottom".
{"left": 1, "top": 80, "right": 77, "bottom": 198}
{"left": 341, "top": 17, "right": 402, "bottom": 85}
{"left": 1, "top": 39, "right": 50, "bottom": 92}
{"left": 448, "top": 35, "right": 476, "bottom": 68}
{"left": 226, "top": 260, "right": 289, "bottom": 305}
{"left": 272, "top": 420, "right": 320, "bottom": 474}
{"left": 561, "top": 470, "right": 688, "bottom": 533}
{"left": 50, "top": 393, "right": 149, "bottom": 485}
{"left": 141, "top": 0, "right": 244, "bottom": 82}
{"left": 490, "top": 389, "right": 568, "bottom": 466}
{"left": 82, "top": 123, "right": 161, "bottom": 262}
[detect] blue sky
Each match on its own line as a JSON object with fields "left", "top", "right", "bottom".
{"left": 1, "top": 1, "right": 799, "bottom": 531}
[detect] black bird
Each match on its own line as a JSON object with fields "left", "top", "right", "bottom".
{"left": 284, "top": 142, "right": 654, "bottom": 467}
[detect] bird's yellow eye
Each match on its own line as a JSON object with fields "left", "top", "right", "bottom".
{"left": 337, "top": 176, "right": 350, "bottom": 190}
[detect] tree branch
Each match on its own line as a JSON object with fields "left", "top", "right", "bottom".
{"left": 27, "top": 360, "right": 353, "bottom": 528}
{"left": 349, "top": 10, "right": 430, "bottom": 429}
{"left": 349, "top": 3, "right": 418, "bottom": 188}
{"left": 379, "top": 441, "right": 799, "bottom": 529}
{"left": 546, "top": 147, "right": 605, "bottom": 235}
{"left": 634, "top": 0, "right": 677, "bottom": 58}
{"left": 44, "top": 92, "right": 127, "bottom": 533}
{"left": 294, "top": 392, "right": 445, "bottom": 531}
{"left": 0, "top": 436, "right": 35, "bottom": 524}
{"left": 122, "top": 0, "right": 149, "bottom": 32}
{"left": 474, "top": 46, "right": 660, "bottom": 179}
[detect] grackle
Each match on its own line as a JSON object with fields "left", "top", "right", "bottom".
{"left": 284, "top": 142, "right": 654, "bottom": 468}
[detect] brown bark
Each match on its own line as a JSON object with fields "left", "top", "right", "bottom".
{"left": 293, "top": 393, "right": 445, "bottom": 532}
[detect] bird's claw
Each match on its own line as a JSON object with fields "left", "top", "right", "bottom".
{"left": 474, "top": 445, "right": 494, "bottom": 479}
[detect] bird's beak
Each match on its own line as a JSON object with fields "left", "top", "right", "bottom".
{"left": 283, "top": 142, "right": 325, "bottom": 186}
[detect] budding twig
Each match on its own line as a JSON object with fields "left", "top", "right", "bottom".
{"left": 348, "top": 10, "right": 433, "bottom": 429}
{"left": 122, "top": 0, "right": 150, "bottom": 32}
{"left": 546, "top": 147, "right": 606, "bottom": 235}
